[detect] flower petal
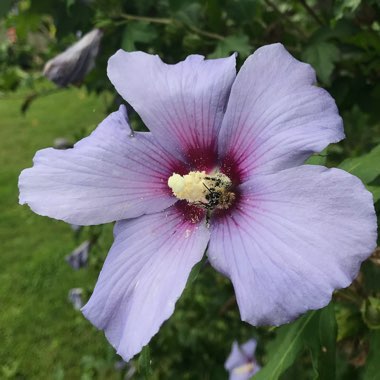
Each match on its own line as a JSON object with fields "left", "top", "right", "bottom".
{"left": 19, "top": 106, "right": 179, "bottom": 225}
{"left": 108, "top": 50, "right": 236, "bottom": 167}
{"left": 225, "top": 339, "right": 257, "bottom": 371}
{"left": 81, "top": 205, "right": 210, "bottom": 361}
{"left": 240, "top": 339, "right": 257, "bottom": 358}
{"left": 208, "top": 165, "right": 377, "bottom": 325}
{"left": 218, "top": 43, "right": 344, "bottom": 181}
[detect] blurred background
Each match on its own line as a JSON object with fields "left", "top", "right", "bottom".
{"left": 1, "top": 0, "right": 380, "bottom": 379}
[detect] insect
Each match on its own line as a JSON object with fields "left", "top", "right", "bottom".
{"left": 197, "top": 176, "right": 236, "bottom": 226}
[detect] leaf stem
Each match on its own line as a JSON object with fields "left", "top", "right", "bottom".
{"left": 118, "top": 13, "right": 225, "bottom": 40}
{"left": 184, "top": 23, "right": 224, "bottom": 41}
{"left": 264, "top": 0, "right": 305, "bottom": 36}
{"left": 119, "top": 13, "right": 171, "bottom": 25}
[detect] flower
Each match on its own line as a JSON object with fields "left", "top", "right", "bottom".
{"left": 19, "top": 43, "right": 377, "bottom": 361}
{"left": 43, "top": 29, "right": 103, "bottom": 87}
{"left": 225, "top": 339, "right": 260, "bottom": 380}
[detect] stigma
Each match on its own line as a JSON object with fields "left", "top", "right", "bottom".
{"left": 168, "top": 170, "right": 235, "bottom": 210}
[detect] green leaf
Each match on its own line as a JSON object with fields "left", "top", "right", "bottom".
{"left": 316, "top": 303, "right": 337, "bottom": 380}
{"left": 333, "top": 0, "right": 361, "bottom": 22}
{"left": 66, "top": 0, "right": 76, "bottom": 9}
{"left": 209, "top": 33, "right": 251, "bottom": 59}
{"left": 302, "top": 42, "right": 339, "bottom": 84}
{"left": 367, "top": 186, "right": 380, "bottom": 203}
{"left": 362, "top": 260, "right": 380, "bottom": 292}
{"left": 137, "top": 346, "right": 152, "bottom": 379}
{"left": 173, "top": 2, "right": 202, "bottom": 26}
{"left": 306, "top": 305, "right": 337, "bottom": 380}
{"left": 361, "top": 297, "right": 380, "bottom": 330}
{"left": 305, "top": 148, "right": 328, "bottom": 166}
{"left": 253, "top": 312, "right": 317, "bottom": 380}
{"left": 187, "top": 258, "right": 205, "bottom": 284}
{"left": 335, "top": 304, "right": 362, "bottom": 341}
{"left": 362, "top": 331, "right": 380, "bottom": 380}
{"left": 121, "top": 22, "right": 157, "bottom": 51}
{"left": 94, "top": 18, "right": 113, "bottom": 28}
{"left": 338, "top": 144, "right": 380, "bottom": 184}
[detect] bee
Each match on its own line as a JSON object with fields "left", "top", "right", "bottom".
{"left": 200, "top": 176, "right": 236, "bottom": 226}
{"left": 203, "top": 184, "right": 236, "bottom": 210}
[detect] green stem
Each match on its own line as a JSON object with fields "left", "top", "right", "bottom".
{"left": 264, "top": 0, "right": 305, "bottom": 36}
{"left": 118, "top": 13, "right": 224, "bottom": 40}
{"left": 119, "top": 13, "right": 171, "bottom": 25}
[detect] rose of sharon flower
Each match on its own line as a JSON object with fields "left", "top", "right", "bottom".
{"left": 19, "top": 43, "right": 377, "bottom": 361}
{"left": 225, "top": 339, "right": 260, "bottom": 380}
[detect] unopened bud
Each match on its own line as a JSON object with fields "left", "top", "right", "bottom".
{"left": 43, "top": 29, "right": 103, "bottom": 87}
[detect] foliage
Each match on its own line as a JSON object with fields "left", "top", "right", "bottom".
{"left": 1, "top": 0, "right": 380, "bottom": 379}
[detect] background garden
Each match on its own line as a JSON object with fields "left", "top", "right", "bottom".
{"left": 1, "top": 0, "right": 380, "bottom": 379}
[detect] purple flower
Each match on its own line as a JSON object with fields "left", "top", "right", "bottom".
{"left": 19, "top": 44, "right": 377, "bottom": 361}
{"left": 225, "top": 339, "right": 260, "bottom": 380}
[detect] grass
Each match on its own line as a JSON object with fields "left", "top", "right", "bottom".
{"left": 0, "top": 88, "right": 121, "bottom": 379}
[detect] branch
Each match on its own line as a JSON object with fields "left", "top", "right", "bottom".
{"left": 118, "top": 13, "right": 224, "bottom": 41}
{"left": 298, "top": 0, "right": 324, "bottom": 26}
{"left": 119, "top": 13, "right": 171, "bottom": 25}
{"left": 264, "top": 0, "right": 305, "bottom": 36}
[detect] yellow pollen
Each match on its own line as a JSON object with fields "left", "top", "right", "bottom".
{"left": 167, "top": 170, "right": 232, "bottom": 204}
{"left": 233, "top": 362, "right": 255, "bottom": 375}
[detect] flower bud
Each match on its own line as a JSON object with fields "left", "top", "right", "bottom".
{"left": 43, "top": 29, "right": 103, "bottom": 87}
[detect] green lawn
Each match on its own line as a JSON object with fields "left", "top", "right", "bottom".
{"left": 0, "top": 88, "right": 120, "bottom": 379}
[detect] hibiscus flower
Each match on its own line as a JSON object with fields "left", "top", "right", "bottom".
{"left": 19, "top": 43, "right": 377, "bottom": 361}
{"left": 225, "top": 339, "right": 260, "bottom": 380}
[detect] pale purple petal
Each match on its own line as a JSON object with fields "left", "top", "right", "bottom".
{"left": 225, "top": 340, "right": 257, "bottom": 371}
{"left": 108, "top": 50, "right": 236, "bottom": 167}
{"left": 208, "top": 165, "right": 377, "bottom": 325}
{"left": 218, "top": 43, "right": 344, "bottom": 181}
{"left": 81, "top": 205, "right": 210, "bottom": 361}
{"left": 229, "top": 371, "right": 255, "bottom": 380}
{"left": 240, "top": 339, "right": 257, "bottom": 358}
{"left": 19, "top": 106, "right": 179, "bottom": 225}
{"left": 225, "top": 340, "right": 259, "bottom": 380}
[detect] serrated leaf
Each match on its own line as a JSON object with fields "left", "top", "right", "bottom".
{"left": 121, "top": 22, "right": 157, "bottom": 51}
{"left": 253, "top": 312, "right": 317, "bottom": 380}
{"left": 302, "top": 42, "right": 339, "bottom": 84}
{"left": 338, "top": 144, "right": 380, "bottom": 184}
{"left": 174, "top": 2, "right": 202, "bottom": 26}
{"left": 209, "top": 33, "right": 251, "bottom": 59}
